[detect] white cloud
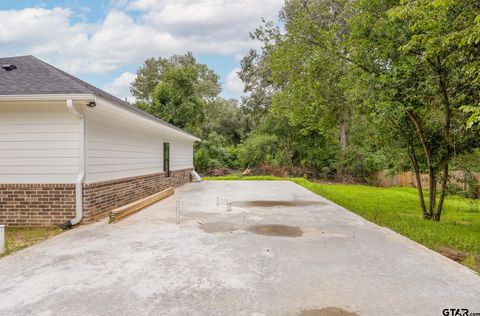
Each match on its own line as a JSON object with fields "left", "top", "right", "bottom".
{"left": 130, "top": 0, "right": 281, "bottom": 39}
{"left": 0, "top": 8, "right": 92, "bottom": 56}
{"left": 103, "top": 72, "right": 137, "bottom": 102}
{"left": 0, "top": 1, "right": 283, "bottom": 98}
{"left": 226, "top": 68, "right": 244, "bottom": 94}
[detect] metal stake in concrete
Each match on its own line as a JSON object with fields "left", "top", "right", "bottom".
{"left": 216, "top": 196, "right": 220, "bottom": 207}
{"left": 226, "top": 202, "right": 232, "bottom": 212}
{"left": 0, "top": 225, "right": 5, "bottom": 255}
{"left": 176, "top": 200, "right": 180, "bottom": 224}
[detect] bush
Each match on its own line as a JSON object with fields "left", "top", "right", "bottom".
{"left": 225, "top": 146, "right": 241, "bottom": 170}
{"left": 447, "top": 172, "right": 479, "bottom": 199}
{"left": 247, "top": 163, "right": 308, "bottom": 177}
{"left": 446, "top": 183, "right": 463, "bottom": 196}
{"left": 193, "top": 132, "right": 244, "bottom": 174}
{"left": 335, "top": 147, "right": 389, "bottom": 183}
{"left": 194, "top": 133, "right": 228, "bottom": 173}
{"left": 237, "top": 133, "right": 279, "bottom": 167}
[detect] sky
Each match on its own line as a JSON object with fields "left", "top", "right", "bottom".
{"left": 0, "top": 0, "right": 283, "bottom": 101}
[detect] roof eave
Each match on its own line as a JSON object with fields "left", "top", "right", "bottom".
{"left": 0, "top": 93, "right": 201, "bottom": 142}
{"left": 0, "top": 94, "right": 96, "bottom": 102}
{"left": 95, "top": 96, "right": 201, "bottom": 142}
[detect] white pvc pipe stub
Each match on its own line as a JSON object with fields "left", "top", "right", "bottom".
{"left": 0, "top": 225, "right": 5, "bottom": 254}
{"left": 176, "top": 200, "right": 180, "bottom": 225}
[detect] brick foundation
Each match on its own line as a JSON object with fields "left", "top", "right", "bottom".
{"left": 0, "top": 184, "right": 76, "bottom": 227}
{"left": 0, "top": 169, "right": 192, "bottom": 227}
{"left": 82, "top": 169, "right": 192, "bottom": 223}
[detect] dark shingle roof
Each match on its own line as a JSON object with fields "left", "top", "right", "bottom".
{"left": 0, "top": 55, "right": 199, "bottom": 140}
{"left": 0, "top": 55, "right": 92, "bottom": 95}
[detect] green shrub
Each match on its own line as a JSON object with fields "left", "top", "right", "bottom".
{"left": 237, "top": 133, "right": 279, "bottom": 167}
{"left": 193, "top": 133, "right": 229, "bottom": 172}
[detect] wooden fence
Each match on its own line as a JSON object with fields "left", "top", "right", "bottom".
{"left": 371, "top": 170, "right": 480, "bottom": 196}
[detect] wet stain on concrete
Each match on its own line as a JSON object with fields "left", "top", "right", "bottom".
{"left": 232, "top": 200, "right": 324, "bottom": 207}
{"left": 248, "top": 224, "right": 303, "bottom": 237}
{"left": 300, "top": 307, "right": 359, "bottom": 316}
{"left": 199, "top": 222, "right": 236, "bottom": 234}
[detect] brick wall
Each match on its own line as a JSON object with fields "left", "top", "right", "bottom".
{"left": 0, "top": 169, "right": 192, "bottom": 227}
{"left": 82, "top": 169, "right": 192, "bottom": 223}
{"left": 0, "top": 184, "right": 76, "bottom": 227}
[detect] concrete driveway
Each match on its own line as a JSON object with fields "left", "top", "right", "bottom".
{"left": 1, "top": 180, "right": 479, "bottom": 316}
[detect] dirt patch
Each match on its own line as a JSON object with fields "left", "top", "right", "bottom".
{"left": 232, "top": 200, "right": 323, "bottom": 207}
{"left": 199, "top": 222, "right": 236, "bottom": 234}
{"left": 3, "top": 227, "right": 62, "bottom": 257}
{"left": 437, "top": 246, "right": 467, "bottom": 262}
{"left": 248, "top": 224, "right": 303, "bottom": 237}
{"left": 300, "top": 307, "right": 359, "bottom": 316}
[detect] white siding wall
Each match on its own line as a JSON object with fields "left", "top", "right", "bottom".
{"left": 0, "top": 102, "right": 81, "bottom": 183}
{"left": 170, "top": 140, "right": 194, "bottom": 171}
{"left": 0, "top": 99, "right": 195, "bottom": 184}
{"left": 85, "top": 102, "right": 194, "bottom": 183}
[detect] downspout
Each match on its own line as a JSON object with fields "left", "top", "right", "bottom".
{"left": 60, "top": 99, "right": 86, "bottom": 229}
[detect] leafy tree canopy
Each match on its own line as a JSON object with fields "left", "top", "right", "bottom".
{"left": 131, "top": 52, "right": 221, "bottom": 103}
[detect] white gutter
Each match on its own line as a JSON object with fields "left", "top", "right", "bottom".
{"left": 64, "top": 99, "right": 86, "bottom": 227}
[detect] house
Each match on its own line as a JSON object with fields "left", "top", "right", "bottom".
{"left": 0, "top": 55, "right": 200, "bottom": 227}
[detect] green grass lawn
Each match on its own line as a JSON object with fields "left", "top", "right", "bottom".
{"left": 204, "top": 175, "right": 480, "bottom": 271}
{"left": 1, "top": 227, "right": 62, "bottom": 257}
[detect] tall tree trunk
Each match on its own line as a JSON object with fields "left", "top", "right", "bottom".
{"left": 428, "top": 171, "right": 436, "bottom": 217}
{"left": 406, "top": 110, "right": 434, "bottom": 219}
{"left": 390, "top": 112, "right": 432, "bottom": 219}
{"left": 339, "top": 111, "right": 348, "bottom": 152}
{"left": 434, "top": 162, "right": 448, "bottom": 221}
{"left": 434, "top": 70, "right": 452, "bottom": 221}
{"left": 312, "top": 165, "right": 319, "bottom": 179}
{"left": 408, "top": 150, "right": 428, "bottom": 218}
{"left": 337, "top": 109, "right": 349, "bottom": 178}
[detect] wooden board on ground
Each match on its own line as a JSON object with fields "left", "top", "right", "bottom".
{"left": 109, "top": 187, "right": 174, "bottom": 223}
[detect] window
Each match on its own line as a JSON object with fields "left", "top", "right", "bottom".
{"left": 163, "top": 142, "right": 170, "bottom": 177}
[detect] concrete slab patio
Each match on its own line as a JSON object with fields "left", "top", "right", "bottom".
{"left": 0, "top": 180, "right": 479, "bottom": 316}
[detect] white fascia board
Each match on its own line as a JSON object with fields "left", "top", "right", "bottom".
{"left": 95, "top": 96, "right": 201, "bottom": 142}
{"left": 0, "top": 94, "right": 95, "bottom": 102}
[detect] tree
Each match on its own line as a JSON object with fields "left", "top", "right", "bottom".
{"left": 235, "top": 107, "right": 336, "bottom": 175}
{"left": 132, "top": 53, "right": 253, "bottom": 172}
{"left": 202, "top": 98, "right": 250, "bottom": 145}
{"left": 255, "top": 0, "right": 354, "bottom": 156}
{"left": 133, "top": 53, "right": 223, "bottom": 135}
{"left": 238, "top": 48, "right": 275, "bottom": 126}
{"left": 454, "top": 3, "right": 480, "bottom": 128}
{"left": 137, "top": 65, "right": 204, "bottom": 133}
{"left": 239, "top": 0, "right": 385, "bottom": 178}
{"left": 386, "top": 0, "right": 480, "bottom": 220}
{"left": 194, "top": 133, "right": 231, "bottom": 173}
{"left": 131, "top": 52, "right": 221, "bottom": 103}
{"left": 463, "top": 106, "right": 480, "bottom": 128}
{"left": 237, "top": 132, "right": 279, "bottom": 168}
{"left": 348, "top": 0, "right": 480, "bottom": 220}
